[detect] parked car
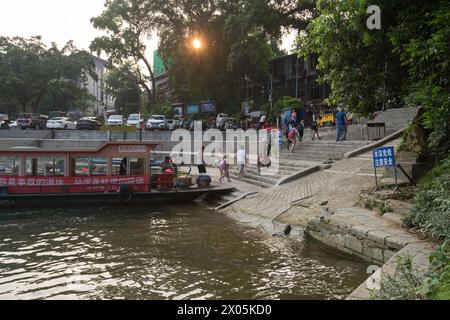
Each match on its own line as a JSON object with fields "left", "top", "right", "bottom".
{"left": 17, "top": 113, "right": 47, "bottom": 130}
{"left": 107, "top": 114, "right": 124, "bottom": 126}
{"left": 146, "top": 115, "right": 166, "bottom": 130}
{"left": 0, "top": 114, "right": 9, "bottom": 129}
{"left": 8, "top": 120, "right": 18, "bottom": 129}
{"left": 216, "top": 113, "right": 230, "bottom": 130}
{"left": 76, "top": 117, "right": 102, "bottom": 130}
{"left": 166, "top": 119, "right": 179, "bottom": 131}
{"left": 105, "top": 109, "right": 117, "bottom": 118}
{"left": 126, "top": 114, "right": 144, "bottom": 128}
{"left": 46, "top": 117, "right": 77, "bottom": 130}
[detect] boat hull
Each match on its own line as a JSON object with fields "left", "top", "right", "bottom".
{"left": 0, "top": 185, "right": 235, "bottom": 209}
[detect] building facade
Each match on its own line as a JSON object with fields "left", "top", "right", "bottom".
{"left": 80, "top": 56, "right": 115, "bottom": 116}
{"left": 246, "top": 53, "right": 331, "bottom": 117}
{"left": 153, "top": 50, "right": 171, "bottom": 103}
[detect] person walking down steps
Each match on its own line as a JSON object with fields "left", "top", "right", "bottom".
{"left": 219, "top": 155, "right": 230, "bottom": 183}
{"left": 236, "top": 146, "right": 246, "bottom": 177}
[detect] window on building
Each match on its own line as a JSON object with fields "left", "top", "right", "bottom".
{"left": 0, "top": 157, "right": 20, "bottom": 176}
{"left": 129, "top": 158, "right": 146, "bottom": 175}
{"left": 310, "top": 56, "right": 318, "bottom": 71}
{"left": 311, "top": 86, "right": 322, "bottom": 100}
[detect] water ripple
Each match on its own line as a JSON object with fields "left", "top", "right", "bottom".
{"left": 0, "top": 205, "right": 368, "bottom": 299}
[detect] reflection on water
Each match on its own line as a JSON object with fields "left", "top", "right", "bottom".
{"left": 0, "top": 205, "right": 368, "bottom": 300}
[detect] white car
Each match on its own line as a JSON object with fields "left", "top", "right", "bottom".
{"left": 146, "top": 115, "right": 166, "bottom": 130}
{"left": 9, "top": 120, "right": 18, "bottom": 129}
{"left": 126, "top": 114, "right": 144, "bottom": 128}
{"left": 107, "top": 115, "right": 124, "bottom": 126}
{"left": 46, "top": 117, "right": 77, "bottom": 130}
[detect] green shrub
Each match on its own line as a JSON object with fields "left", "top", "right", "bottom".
{"left": 372, "top": 242, "right": 450, "bottom": 300}
{"left": 419, "top": 242, "right": 450, "bottom": 300}
{"left": 371, "top": 253, "right": 426, "bottom": 300}
{"left": 405, "top": 155, "right": 450, "bottom": 240}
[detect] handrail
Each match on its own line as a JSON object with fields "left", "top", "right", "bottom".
{"left": 396, "top": 163, "right": 416, "bottom": 186}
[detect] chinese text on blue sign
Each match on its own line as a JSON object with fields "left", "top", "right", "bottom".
{"left": 373, "top": 146, "right": 396, "bottom": 168}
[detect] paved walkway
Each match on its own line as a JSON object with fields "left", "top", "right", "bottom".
{"left": 222, "top": 137, "right": 437, "bottom": 300}
{"left": 227, "top": 151, "right": 377, "bottom": 220}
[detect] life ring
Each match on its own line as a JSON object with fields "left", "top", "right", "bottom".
{"left": 119, "top": 187, "right": 133, "bottom": 202}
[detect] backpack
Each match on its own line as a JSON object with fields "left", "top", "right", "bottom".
{"left": 288, "top": 129, "right": 296, "bottom": 138}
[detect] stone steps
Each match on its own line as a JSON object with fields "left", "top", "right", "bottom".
{"left": 227, "top": 171, "right": 273, "bottom": 188}
{"left": 228, "top": 168, "right": 280, "bottom": 186}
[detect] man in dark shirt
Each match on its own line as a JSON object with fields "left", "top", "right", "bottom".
{"left": 336, "top": 108, "right": 348, "bottom": 142}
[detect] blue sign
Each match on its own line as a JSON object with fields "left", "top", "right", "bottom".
{"left": 373, "top": 146, "right": 396, "bottom": 168}
{"left": 201, "top": 101, "right": 216, "bottom": 113}
{"left": 187, "top": 104, "right": 199, "bottom": 114}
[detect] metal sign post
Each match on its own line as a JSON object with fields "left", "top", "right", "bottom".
{"left": 372, "top": 146, "right": 399, "bottom": 194}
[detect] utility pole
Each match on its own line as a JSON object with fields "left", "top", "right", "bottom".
{"left": 295, "top": 55, "right": 299, "bottom": 99}
{"left": 269, "top": 73, "right": 273, "bottom": 114}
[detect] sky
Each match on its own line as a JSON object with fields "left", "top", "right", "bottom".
{"left": 0, "top": 0, "right": 296, "bottom": 58}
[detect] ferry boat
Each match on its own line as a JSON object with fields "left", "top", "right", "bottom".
{"left": 0, "top": 141, "right": 233, "bottom": 209}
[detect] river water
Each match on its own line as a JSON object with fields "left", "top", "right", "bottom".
{"left": 0, "top": 204, "right": 369, "bottom": 300}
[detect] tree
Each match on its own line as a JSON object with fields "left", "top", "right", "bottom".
{"left": 297, "top": 0, "right": 407, "bottom": 116}
{"left": 388, "top": 0, "right": 450, "bottom": 154}
{"left": 298, "top": 0, "right": 449, "bottom": 154}
{"left": 262, "top": 96, "right": 304, "bottom": 123}
{"left": 151, "top": 0, "right": 316, "bottom": 111}
{"left": 0, "top": 36, "right": 96, "bottom": 115}
{"left": 90, "top": 0, "right": 317, "bottom": 111}
{"left": 90, "top": 0, "right": 156, "bottom": 105}
{"left": 104, "top": 62, "right": 142, "bottom": 115}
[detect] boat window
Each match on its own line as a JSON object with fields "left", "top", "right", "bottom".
{"left": 72, "top": 157, "right": 90, "bottom": 176}
{"left": 90, "top": 157, "right": 107, "bottom": 176}
{"left": 112, "top": 157, "right": 127, "bottom": 175}
{"left": 0, "top": 157, "right": 20, "bottom": 176}
{"left": 25, "top": 157, "right": 45, "bottom": 176}
{"left": 129, "top": 157, "right": 146, "bottom": 175}
{"left": 45, "top": 157, "right": 65, "bottom": 177}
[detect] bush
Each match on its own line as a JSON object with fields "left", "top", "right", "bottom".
{"left": 372, "top": 242, "right": 450, "bottom": 300}
{"left": 419, "top": 242, "right": 450, "bottom": 300}
{"left": 405, "top": 155, "right": 450, "bottom": 240}
{"left": 371, "top": 253, "right": 426, "bottom": 300}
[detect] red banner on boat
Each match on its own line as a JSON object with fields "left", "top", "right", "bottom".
{"left": 0, "top": 175, "right": 149, "bottom": 187}
{"left": 1, "top": 175, "right": 150, "bottom": 194}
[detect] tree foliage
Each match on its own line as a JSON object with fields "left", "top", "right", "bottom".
{"left": 297, "top": 0, "right": 407, "bottom": 115}
{"left": 90, "top": 0, "right": 157, "bottom": 104}
{"left": 104, "top": 62, "right": 142, "bottom": 115}
{"left": 298, "top": 0, "right": 449, "bottom": 154}
{"left": 91, "top": 0, "right": 316, "bottom": 111}
{"left": 0, "top": 36, "right": 96, "bottom": 115}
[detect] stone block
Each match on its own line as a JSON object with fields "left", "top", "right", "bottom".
{"left": 385, "top": 236, "right": 411, "bottom": 250}
{"left": 367, "top": 230, "right": 388, "bottom": 246}
{"left": 363, "top": 246, "right": 384, "bottom": 263}
{"left": 350, "top": 225, "right": 374, "bottom": 239}
{"left": 345, "top": 234, "right": 364, "bottom": 254}
{"left": 328, "top": 216, "right": 354, "bottom": 232}
{"left": 383, "top": 249, "right": 397, "bottom": 262}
